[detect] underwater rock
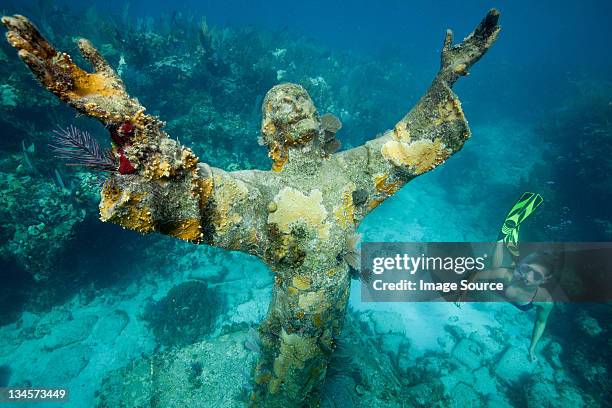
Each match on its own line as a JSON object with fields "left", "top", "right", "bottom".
{"left": 380, "top": 333, "right": 409, "bottom": 361}
{"left": 229, "top": 299, "right": 267, "bottom": 325}
{"left": 439, "top": 366, "right": 475, "bottom": 396}
{"left": 323, "top": 312, "right": 405, "bottom": 406}
{"left": 41, "top": 314, "right": 98, "bottom": 351}
{"left": 0, "top": 162, "right": 88, "bottom": 281}
{"left": 91, "top": 310, "right": 130, "bottom": 345}
{"left": 525, "top": 378, "right": 587, "bottom": 408}
{"left": 41, "top": 344, "right": 92, "bottom": 384}
{"left": 368, "top": 310, "right": 406, "bottom": 335}
{"left": 576, "top": 311, "right": 603, "bottom": 337}
{"left": 32, "top": 309, "right": 73, "bottom": 338}
{"left": 403, "top": 381, "right": 447, "bottom": 408}
{"left": 451, "top": 338, "right": 482, "bottom": 370}
{"left": 403, "top": 353, "right": 452, "bottom": 383}
{"left": 436, "top": 333, "right": 456, "bottom": 354}
{"left": 544, "top": 341, "right": 563, "bottom": 369}
{"left": 444, "top": 323, "right": 467, "bottom": 342}
{"left": 97, "top": 330, "right": 257, "bottom": 408}
{"left": 468, "top": 331, "right": 504, "bottom": 361}
{"left": 186, "top": 263, "right": 228, "bottom": 283}
{"left": 16, "top": 311, "right": 39, "bottom": 333}
{"left": 397, "top": 352, "right": 413, "bottom": 377}
{"left": 494, "top": 347, "right": 536, "bottom": 384}
{"left": 449, "top": 382, "right": 481, "bottom": 408}
{"left": 472, "top": 366, "right": 498, "bottom": 396}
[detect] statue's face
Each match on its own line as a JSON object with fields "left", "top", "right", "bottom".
{"left": 261, "top": 83, "right": 321, "bottom": 151}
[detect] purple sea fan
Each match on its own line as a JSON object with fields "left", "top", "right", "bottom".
{"left": 49, "top": 125, "right": 117, "bottom": 171}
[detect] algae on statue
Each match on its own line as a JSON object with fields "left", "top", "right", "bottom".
{"left": 2, "top": 9, "right": 500, "bottom": 406}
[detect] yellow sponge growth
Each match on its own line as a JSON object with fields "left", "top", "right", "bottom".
{"left": 268, "top": 187, "right": 330, "bottom": 239}
{"left": 433, "top": 97, "right": 466, "bottom": 126}
{"left": 99, "top": 185, "right": 155, "bottom": 234}
{"left": 381, "top": 138, "right": 450, "bottom": 175}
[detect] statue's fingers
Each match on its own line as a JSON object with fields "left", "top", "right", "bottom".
{"left": 2, "top": 15, "right": 56, "bottom": 58}
{"left": 442, "top": 29, "right": 453, "bottom": 51}
{"left": 2, "top": 15, "right": 79, "bottom": 93}
{"left": 16, "top": 48, "right": 71, "bottom": 92}
{"left": 473, "top": 9, "right": 501, "bottom": 47}
{"left": 17, "top": 49, "right": 45, "bottom": 75}
{"left": 77, "top": 38, "right": 117, "bottom": 76}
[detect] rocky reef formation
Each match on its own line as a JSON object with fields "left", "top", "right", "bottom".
{"left": 2, "top": 9, "right": 500, "bottom": 407}
{"left": 97, "top": 304, "right": 606, "bottom": 408}
{"left": 0, "top": 150, "right": 99, "bottom": 282}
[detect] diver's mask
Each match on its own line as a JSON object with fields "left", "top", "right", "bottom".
{"left": 515, "top": 263, "right": 549, "bottom": 285}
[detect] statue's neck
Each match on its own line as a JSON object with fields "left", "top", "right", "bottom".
{"left": 281, "top": 146, "right": 325, "bottom": 177}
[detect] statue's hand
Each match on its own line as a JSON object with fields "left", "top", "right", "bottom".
{"left": 439, "top": 9, "right": 501, "bottom": 83}
{"left": 2, "top": 15, "right": 144, "bottom": 125}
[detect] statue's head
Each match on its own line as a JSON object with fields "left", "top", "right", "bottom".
{"left": 260, "top": 83, "right": 322, "bottom": 171}
{"left": 261, "top": 83, "right": 320, "bottom": 148}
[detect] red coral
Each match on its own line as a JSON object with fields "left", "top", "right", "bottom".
{"left": 110, "top": 122, "right": 137, "bottom": 174}
{"left": 116, "top": 146, "right": 135, "bottom": 174}
{"left": 110, "top": 121, "right": 135, "bottom": 147}
{"left": 120, "top": 122, "right": 135, "bottom": 138}
{"left": 118, "top": 152, "right": 136, "bottom": 174}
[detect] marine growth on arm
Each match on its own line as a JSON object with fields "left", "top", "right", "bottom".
{"left": 1, "top": 14, "right": 271, "bottom": 257}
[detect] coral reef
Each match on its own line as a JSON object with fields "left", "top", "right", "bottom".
{"left": 0, "top": 153, "right": 92, "bottom": 282}
{"left": 142, "top": 281, "right": 224, "bottom": 347}
{"left": 2, "top": 9, "right": 500, "bottom": 407}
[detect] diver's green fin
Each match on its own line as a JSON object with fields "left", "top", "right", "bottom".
{"left": 497, "top": 192, "right": 543, "bottom": 256}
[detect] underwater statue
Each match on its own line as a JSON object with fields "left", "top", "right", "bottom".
{"left": 2, "top": 9, "right": 500, "bottom": 407}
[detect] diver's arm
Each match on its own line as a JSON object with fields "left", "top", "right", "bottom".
{"left": 336, "top": 9, "right": 500, "bottom": 222}
{"left": 529, "top": 300, "right": 553, "bottom": 361}
{"left": 484, "top": 242, "right": 515, "bottom": 277}
{"left": 2, "top": 14, "right": 270, "bottom": 256}
{"left": 473, "top": 241, "right": 513, "bottom": 280}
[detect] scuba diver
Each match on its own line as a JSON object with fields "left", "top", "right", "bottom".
{"left": 457, "top": 192, "right": 556, "bottom": 362}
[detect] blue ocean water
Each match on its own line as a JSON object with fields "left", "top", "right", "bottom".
{"left": 0, "top": 1, "right": 610, "bottom": 407}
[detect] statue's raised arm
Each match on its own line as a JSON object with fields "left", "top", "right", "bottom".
{"left": 335, "top": 9, "right": 501, "bottom": 223}
{"left": 2, "top": 14, "right": 270, "bottom": 256}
